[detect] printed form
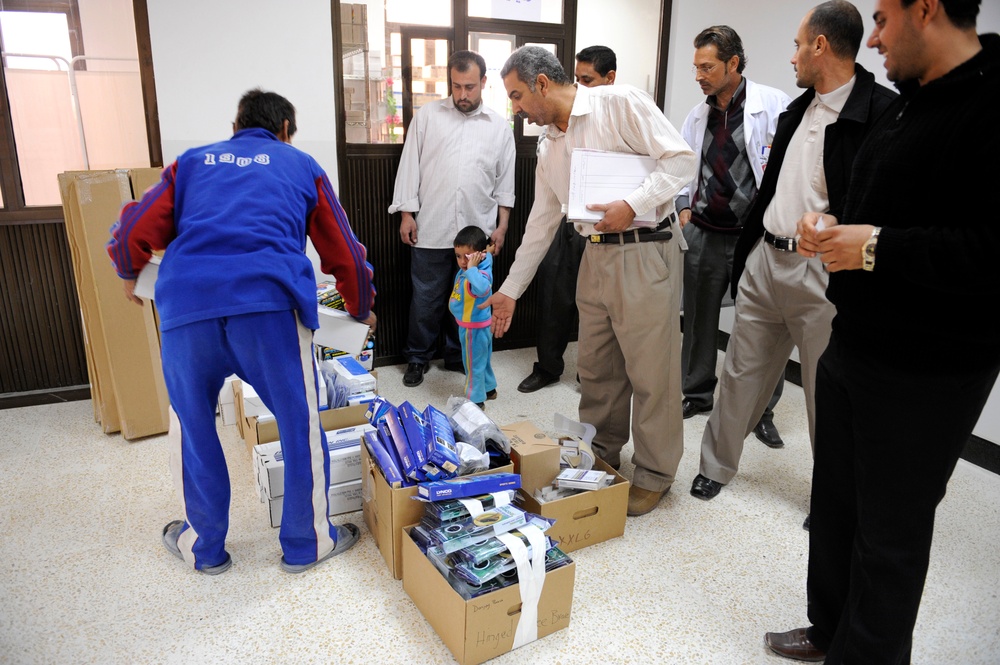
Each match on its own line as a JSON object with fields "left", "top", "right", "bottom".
{"left": 567, "top": 149, "right": 659, "bottom": 226}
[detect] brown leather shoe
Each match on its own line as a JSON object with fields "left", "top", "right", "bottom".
{"left": 764, "top": 628, "right": 825, "bottom": 662}
{"left": 627, "top": 485, "right": 667, "bottom": 516}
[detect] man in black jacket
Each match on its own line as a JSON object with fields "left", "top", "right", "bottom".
{"left": 767, "top": 0, "right": 1000, "bottom": 662}
{"left": 690, "top": 1, "right": 896, "bottom": 506}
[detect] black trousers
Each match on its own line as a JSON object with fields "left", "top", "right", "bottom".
{"left": 806, "top": 333, "right": 999, "bottom": 664}
{"left": 533, "top": 219, "right": 586, "bottom": 377}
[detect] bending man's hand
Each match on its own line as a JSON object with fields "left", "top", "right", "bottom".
{"left": 123, "top": 279, "right": 143, "bottom": 306}
{"left": 358, "top": 312, "right": 377, "bottom": 331}
{"left": 589, "top": 200, "right": 636, "bottom": 233}
{"left": 480, "top": 292, "right": 515, "bottom": 338}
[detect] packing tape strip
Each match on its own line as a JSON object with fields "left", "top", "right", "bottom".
{"left": 498, "top": 524, "right": 548, "bottom": 649}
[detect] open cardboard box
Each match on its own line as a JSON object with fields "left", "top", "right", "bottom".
{"left": 402, "top": 526, "right": 574, "bottom": 665}
{"left": 361, "top": 443, "right": 514, "bottom": 580}
{"left": 242, "top": 403, "right": 370, "bottom": 453}
{"left": 504, "top": 421, "right": 629, "bottom": 553}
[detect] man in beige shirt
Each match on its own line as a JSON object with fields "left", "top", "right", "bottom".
{"left": 487, "top": 46, "right": 696, "bottom": 516}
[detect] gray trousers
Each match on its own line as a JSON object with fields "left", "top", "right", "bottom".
{"left": 699, "top": 239, "right": 834, "bottom": 484}
{"left": 578, "top": 235, "right": 684, "bottom": 493}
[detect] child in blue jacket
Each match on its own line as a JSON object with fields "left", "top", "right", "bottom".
{"left": 449, "top": 226, "right": 497, "bottom": 408}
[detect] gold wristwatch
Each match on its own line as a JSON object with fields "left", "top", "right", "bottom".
{"left": 862, "top": 227, "right": 881, "bottom": 272}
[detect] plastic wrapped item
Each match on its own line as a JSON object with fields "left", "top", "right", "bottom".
{"left": 455, "top": 441, "right": 490, "bottom": 475}
{"left": 447, "top": 396, "right": 511, "bottom": 454}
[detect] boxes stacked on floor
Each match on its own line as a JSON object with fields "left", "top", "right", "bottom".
{"left": 253, "top": 417, "right": 374, "bottom": 527}
{"left": 503, "top": 420, "right": 630, "bottom": 553}
{"left": 402, "top": 473, "right": 575, "bottom": 665}
{"left": 361, "top": 396, "right": 514, "bottom": 579}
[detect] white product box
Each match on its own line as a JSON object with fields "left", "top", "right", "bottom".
{"left": 323, "top": 356, "right": 377, "bottom": 395}
{"left": 266, "top": 478, "right": 363, "bottom": 527}
{"left": 253, "top": 423, "right": 372, "bottom": 500}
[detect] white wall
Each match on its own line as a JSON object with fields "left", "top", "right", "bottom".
{"left": 576, "top": 0, "right": 661, "bottom": 95}
{"left": 146, "top": 0, "right": 340, "bottom": 184}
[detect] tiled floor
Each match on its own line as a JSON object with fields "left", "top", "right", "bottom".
{"left": 1, "top": 344, "right": 998, "bottom": 664}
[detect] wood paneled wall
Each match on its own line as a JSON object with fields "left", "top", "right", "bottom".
{"left": 0, "top": 223, "right": 89, "bottom": 393}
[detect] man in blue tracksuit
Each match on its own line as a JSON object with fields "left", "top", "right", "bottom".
{"left": 449, "top": 225, "right": 496, "bottom": 408}
{"left": 108, "top": 89, "right": 376, "bottom": 575}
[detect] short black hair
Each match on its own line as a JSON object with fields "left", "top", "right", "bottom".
{"left": 808, "top": 1, "right": 864, "bottom": 60}
{"left": 694, "top": 25, "right": 748, "bottom": 73}
{"left": 576, "top": 45, "right": 617, "bottom": 76}
{"left": 902, "top": 0, "right": 979, "bottom": 29}
{"left": 235, "top": 88, "right": 297, "bottom": 137}
{"left": 448, "top": 50, "right": 487, "bottom": 80}
{"left": 454, "top": 225, "right": 489, "bottom": 251}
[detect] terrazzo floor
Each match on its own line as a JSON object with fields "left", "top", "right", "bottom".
{"left": 1, "top": 344, "right": 998, "bottom": 664}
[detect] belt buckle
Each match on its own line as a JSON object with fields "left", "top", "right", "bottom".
{"left": 589, "top": 234, "right": 602, "bottom": 244}
{"left": 772, "top": 235, "right": 796, "bottom": 252}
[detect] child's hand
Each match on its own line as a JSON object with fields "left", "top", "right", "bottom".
{"left": 466, "top": 251, "right": 485, "bottom": 268}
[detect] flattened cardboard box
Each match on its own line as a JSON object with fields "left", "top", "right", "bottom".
{"left": 57, "top": 169, "right": 169, "bottom": 439}
{"left": 360, "top": 443, "right": 514, "bottom": 580}
{"left": 402, "top": 526, "right": 574, "bottom": 665}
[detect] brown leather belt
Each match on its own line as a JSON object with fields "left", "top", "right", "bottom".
{"left": 588, "top": 212, "right": 676, "bottom": 245}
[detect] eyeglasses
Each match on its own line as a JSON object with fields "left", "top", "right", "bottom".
{"left": 691, "top": 63, "right": 720, "bottom": 75}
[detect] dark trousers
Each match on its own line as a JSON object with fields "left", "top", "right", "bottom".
{"left": 404, "top": 247, "right": 460, "bottom": 365}
{"left": 533, "top": 219, "right": 586, "bottom": 377}
{"left": 806, "top": 334, "right": 999, "bottom": 664}
{"left": 682, "top": 223, "right": 782, "bottom": 416}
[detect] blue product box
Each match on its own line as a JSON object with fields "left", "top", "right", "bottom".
{"left": 366, "top": 394, "right": 393, "bottom": 426}
{"left": 363, "top": 430, "right": 405, "bottom": 487}
{"left": 417, "top": 472, "right": 521, "bottom": 501}
{"left": 375, "top": 419, "right": 408, "bottom": 485}
{"left": 423, "top": 404, "right": 461, "bottom": 476}
{"left": 397, "top": 401, "right": 429, "bottom": 469}
{"left": 386, "top": 405, "right": 425, "bottom": 482}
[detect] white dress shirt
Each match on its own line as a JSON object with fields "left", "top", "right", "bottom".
{"left": 499, "top": 84, "right": 696, "bottom": 299}
{"left": 388, "top": 97, "right": 516, "bottom": 249}
{"left": 763, "top": 76, "right": 856, "bottom": 238}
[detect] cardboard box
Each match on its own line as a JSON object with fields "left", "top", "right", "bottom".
{"left": 501, "top": 421, "right": 563, "bottom": 499}
{"left": 516, "top": 457, "right": 629, "bottom": 553}
{"left": 254, "top": 426, "right": 370, "bottom": 500}
{"left": 266, "top": 478, "right": 363, "bottom": 528}
{"left": 361, "top": 443, "right": 514, "bottom": 580}
{"left": 402, "top": 527, "right": 575, "bottom": 665}
{"left": 218, "top": 375, "right": 239, "bottom": 426}
{"left": 58, "top": 169, "right": 170, "bottom": 440}
{"left": 243, "top": 404, "right": 369, "bottom": 453}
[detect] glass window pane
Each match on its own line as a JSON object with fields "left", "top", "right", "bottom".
{"left": 385, "top": 0, "right": 450, "bottom": 27}
{"left": 469, "top": 32, "right": 515, "bottom": 126}
{"left": 409, "top": 37, "right": 450, "bottom": 119}
{"left": 468, "top": 0, "right": 562, "bottom": 24}
{"left": 1, "top": 5, "right": 150, "bottom": 207}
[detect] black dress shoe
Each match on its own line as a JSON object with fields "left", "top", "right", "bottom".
{"left": 753, "top": 416, "right": 784, "bottom": 448}
{"left": 517, "top": 368, "right": 559, "bottom": 393}
{"left": 443, "top": 360, "right": 465, "bottom": 374}
{"left": 690, "top": 473, "right": 724, "bottom": 500}
{"left": 402, "top": 362, "right": 428, "bottom": 387}
{"left": 803, "top": 514, "right": 811, "bottom": 531}
{"left": 764, "top": 627, "right": 826, "bottom": 662}
{"left": 682, "top": 399, "right": 712, "bottom": 419}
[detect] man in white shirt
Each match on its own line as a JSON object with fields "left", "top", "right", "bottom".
{"left": 690, "top": 2, "right": 896, "bottom": 520}
{"left": 489, "top": 46, "right": 696, "bottom": 516}
{"left": 676, "top": 26, "right": 791, "bottom": 450}
{"left": 388, "top": 50, "right": 515, "bottom": 388}
{"left": 517, "top": 45, "right": 617, "bottom": 395}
